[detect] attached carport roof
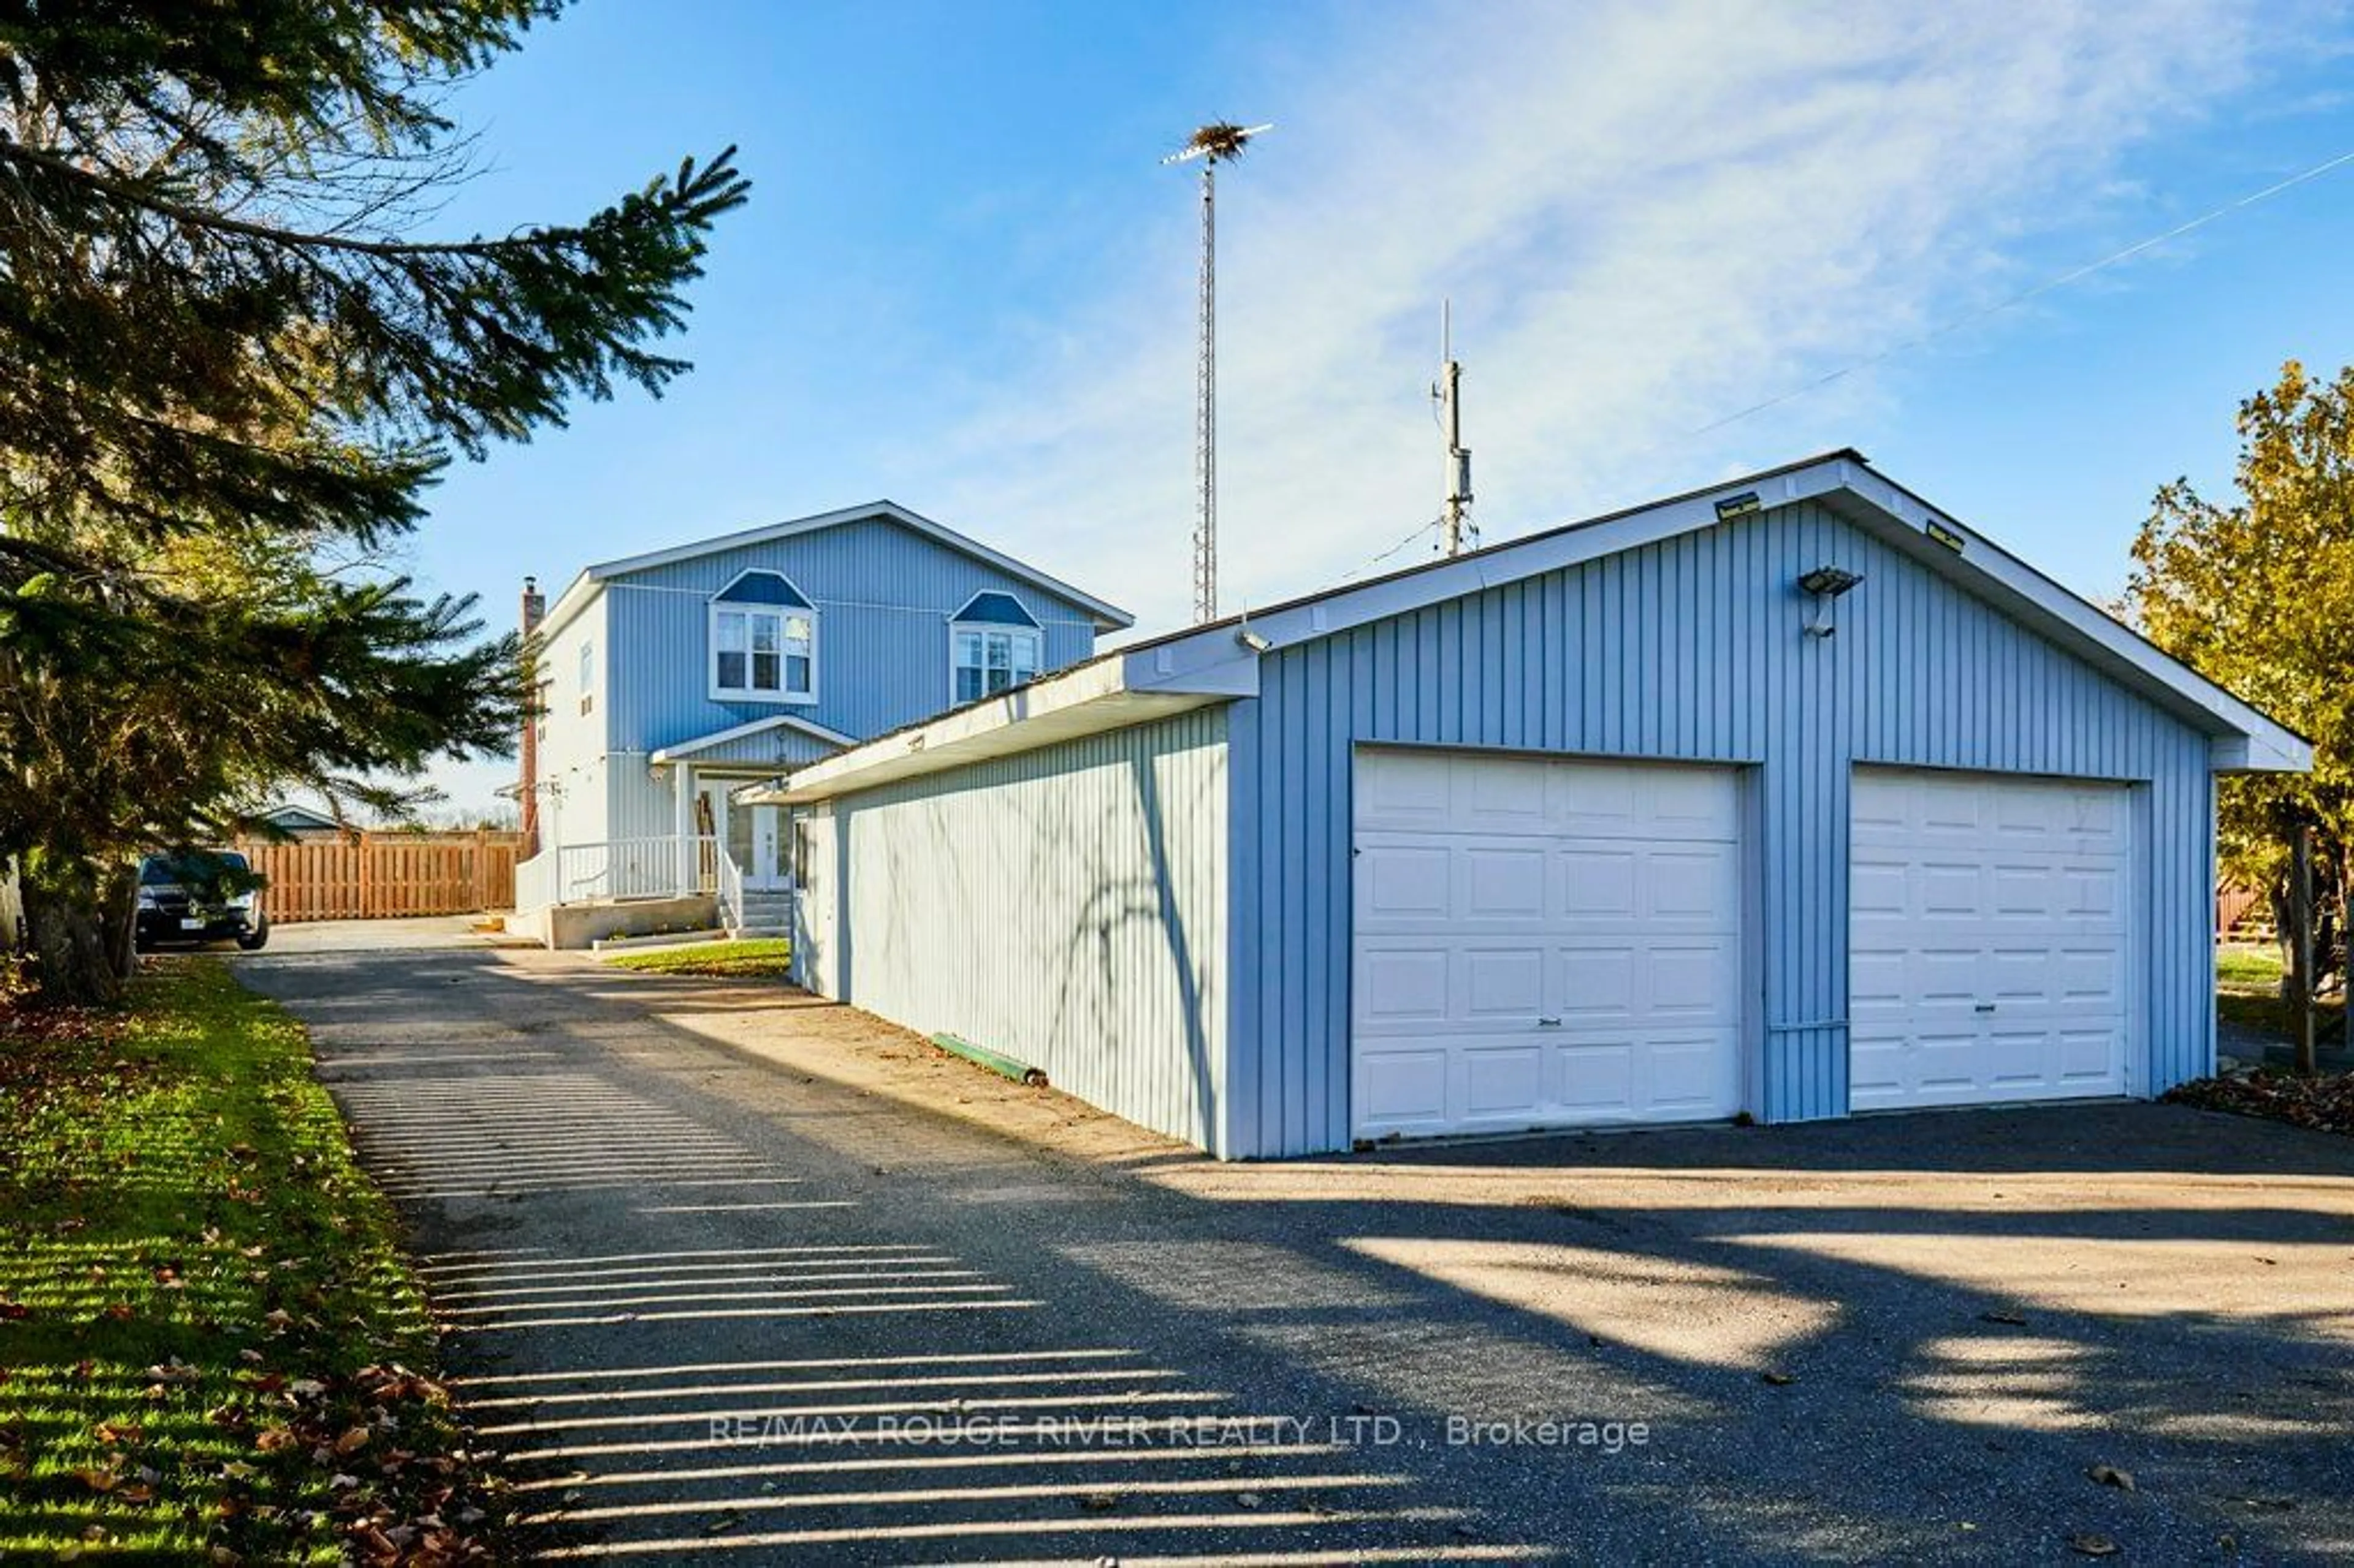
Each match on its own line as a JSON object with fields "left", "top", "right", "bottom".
{"left": 748, "top": 451, "right": 2310, "bottom": 807}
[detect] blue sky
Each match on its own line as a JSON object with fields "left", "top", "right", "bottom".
{"left": 397, "top": 0, "right": 2354, "bottom": 816}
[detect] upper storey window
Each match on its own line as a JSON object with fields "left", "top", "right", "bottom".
{"left": 711, "top": 571, "right": 815, "bottom": 703}
{"left": 951, "top": 592, "right": 1042, "bottom": 704}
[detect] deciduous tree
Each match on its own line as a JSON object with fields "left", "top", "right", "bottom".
{"left": 2128, "top": 360, "right": 2354, "bottom": 981}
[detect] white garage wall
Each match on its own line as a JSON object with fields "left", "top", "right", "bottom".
{"left": 797, "top": 709, "right": 1230, "bottom": 1153}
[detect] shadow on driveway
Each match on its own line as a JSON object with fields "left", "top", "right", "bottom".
{"left": 239, "top": 945, "right": 2354, "bottom": 1564}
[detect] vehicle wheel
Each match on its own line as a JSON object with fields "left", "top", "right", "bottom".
{"left": 236, "top": 923, "right": 269, "bottom": 952}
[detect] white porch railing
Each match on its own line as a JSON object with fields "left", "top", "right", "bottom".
{"left": 717, "top": 844, "right": 744, "bottom": 932}
{"left": 514, "top": 835, "right": 720, "bottom": 910}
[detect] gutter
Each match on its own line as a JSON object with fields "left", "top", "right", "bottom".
{"left": 744, "top": 645, "right": 1251, "bottom": 806}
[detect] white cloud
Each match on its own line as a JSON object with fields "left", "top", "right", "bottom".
{"left": 913, "top": 0, "right": 2278, "bottom": 634}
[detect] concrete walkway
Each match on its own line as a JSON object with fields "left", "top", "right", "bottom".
{"left": 240, "top": 937, "right": 2354, "bottom": 1564}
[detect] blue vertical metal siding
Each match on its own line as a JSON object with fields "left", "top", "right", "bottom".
{"left": 802, "top": 709, "right": 1231, "bottom": 1153}
{"left": 602, "top": 516, "right": 1102, "bottom": 755}
{"left": 1227, "top": 499, "right": 2215, "bottom": 1157}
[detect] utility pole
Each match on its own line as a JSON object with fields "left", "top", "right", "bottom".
{"left": 1435, "top": 300, "right": 1474, "bottom": 556}
{"left": 1165, "top": 122, "right": 1271, "bottom": 623}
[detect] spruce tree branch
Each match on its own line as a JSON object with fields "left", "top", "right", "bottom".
{"left": 0, "top": 132, "right": 723, "bottom": 258}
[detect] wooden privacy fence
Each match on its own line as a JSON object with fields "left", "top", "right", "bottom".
{"left": 234, "top": 831, "right": 523, "bottom": 923}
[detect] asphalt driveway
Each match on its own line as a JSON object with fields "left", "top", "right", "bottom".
{"left": 237, "top": 936, "right": 2354, "bottom": 1564}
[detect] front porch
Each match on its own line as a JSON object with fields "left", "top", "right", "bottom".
{"left": 512, "top": 716, "right": 823, "bottom": 950}
{"left": 511, "top": 821, "right": 794, "bottom": 951}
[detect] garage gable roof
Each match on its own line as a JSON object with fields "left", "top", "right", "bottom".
{"left": 758, "top": 451, "right": 2309, "bottom": 804}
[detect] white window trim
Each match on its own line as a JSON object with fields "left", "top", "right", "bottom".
{"left": 709, "top": 576, "right": 819, "bottom": 706}
{"left": 948, "top": 602, "right": 1044, "bottom": 707}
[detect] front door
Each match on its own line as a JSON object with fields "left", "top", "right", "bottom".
{"left": 748, "top": 805, "right": 788, "bottom": 891}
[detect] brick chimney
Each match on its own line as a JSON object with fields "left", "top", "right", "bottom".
{"left": 518, "top": 576, "right": 546, "bottom": 855}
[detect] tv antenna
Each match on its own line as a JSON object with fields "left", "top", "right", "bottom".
{"left": 1434, "top": 300, "right": 1475, "bottom": 555}
{"left": 1165, "top": 121, "right": 1272, "bottom": 623}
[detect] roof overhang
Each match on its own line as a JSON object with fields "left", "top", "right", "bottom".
{"left": 743, "top": 654, "right": 1233, "bottom": 805}
{"left": 751, "top": 452, "right": 2309, "bottom": 804}
{"left": 650, "top": 711, "right": 858, "bottom": 767}
{"left": 537, "top": 500, "right": 1133, "bottom": 644}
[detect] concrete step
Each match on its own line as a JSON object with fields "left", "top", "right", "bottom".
{"left": 728, "top": 925, "right": 793, "bottom": 941}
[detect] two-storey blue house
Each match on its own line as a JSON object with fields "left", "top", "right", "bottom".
{"left": 512, "top": 500, "right": 1130, "bottom": 944}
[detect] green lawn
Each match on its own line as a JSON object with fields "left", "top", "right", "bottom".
{"left": 602, "top": 937, "right": 792, "bottom": 979}
{"left": 2214, "top": 942, "right": 2345, "bottom": 1045}
{"left": 2217, "top": 943, "right": 2285, "bottom": 994}
{"left": 0, "top": 961, "right": 500, "bottom": 1562}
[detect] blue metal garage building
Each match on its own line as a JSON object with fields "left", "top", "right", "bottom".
{"left": 766, "top": 452, "right": 2306, "bottom": 1159}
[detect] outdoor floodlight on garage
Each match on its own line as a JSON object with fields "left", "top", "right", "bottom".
{"left": 1797, "top": 565, "right": 1863, "bottom": 638}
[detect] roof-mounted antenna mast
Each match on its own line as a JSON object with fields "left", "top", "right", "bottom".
{"left": 1435, "top": 300, "right": 1475, "bottom": 556}
{"left": 1165, "top": 121, "right": 1272, "bottom": 623}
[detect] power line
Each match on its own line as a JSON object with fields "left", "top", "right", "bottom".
{"left": 1329, "top": 142, "right": 2354, "bottom": 588}
{"left": 1689, "top": 143, "right": 2354, "bottom": 438}
{"left": 1341, "top": 514, "right": 1447, "bottom": 580}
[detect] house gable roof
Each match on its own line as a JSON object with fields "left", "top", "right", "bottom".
{"left": 256, "top": 802, "right": 343, "bottom": 833}
{"left": 539, "top": 500, "right": 1133, "bottom": 641}
{"left": 649, "top": 711, "right": 857, "bottom": 767}
{"left": 758, "top": 451, "right": 2309, "bottom": 806}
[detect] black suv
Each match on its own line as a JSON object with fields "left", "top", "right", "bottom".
{"left": 134, "top": 850, "right": 269, "bottom": 952}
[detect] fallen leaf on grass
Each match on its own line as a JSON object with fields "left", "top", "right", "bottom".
{"left": 2087, "top": 1464, "right": 2136, "bottom": 1492}
{"left": 71, "top": 1467, "right": 120, "bottom": 1493}
{"left": 254, "top": 1425, "right": 299, "bottom": 1453}
{"left": 335, "top": 1425, "right": 372, "bottom": 1456}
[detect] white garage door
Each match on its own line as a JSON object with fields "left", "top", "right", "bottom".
{"left": 1849, "top": 769, "right": 2135, "bottom": 1111}
{"left": 1352, "top": 749, "right": 1745, "bottom": 1140}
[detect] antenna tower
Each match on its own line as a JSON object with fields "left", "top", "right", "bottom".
{"left": 1435, "top": 300, "right": 1475, "bottom": 555}
{"left": 1164, "top": 121, "right": 1271, "bottom": 622}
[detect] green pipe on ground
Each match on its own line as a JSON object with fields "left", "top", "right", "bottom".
{"left": 929, "top": 1032, "right": 1049, "bottom": 1087}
